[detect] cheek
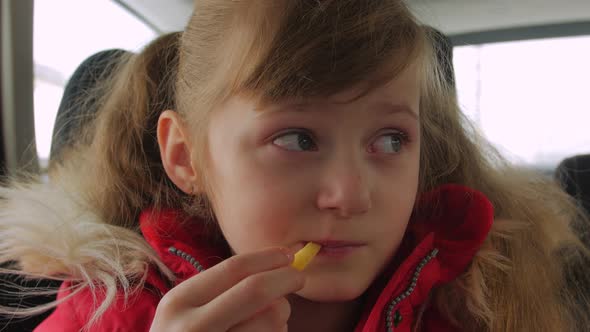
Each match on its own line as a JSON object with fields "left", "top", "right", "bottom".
{"left": 375, "top": 183, "right": 416, "bottom": 249}
{"left": 208, "top": 150, "right": 312, "bottom": 254}
{"left": 374, "top": 151, "right": 420, "bottom": 246}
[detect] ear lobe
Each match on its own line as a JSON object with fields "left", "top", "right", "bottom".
{"left": 157, "top": 110, "right": 198, "bottom": 194}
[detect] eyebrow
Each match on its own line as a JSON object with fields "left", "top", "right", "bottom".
{"left": 262, "top": 101, "right": 419, "bottom": 120}
{"left": 373, "top": 103, "right": 419, "bottom": 121}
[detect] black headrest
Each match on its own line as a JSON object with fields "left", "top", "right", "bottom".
{"left": 556, "top": 154, "right": 590, "bottom": 214}
{"left": 426, "top": 26, "right": 455, "bottom": 88}
{"left": 49, "top": 49, "right": 131, "bottom": 162}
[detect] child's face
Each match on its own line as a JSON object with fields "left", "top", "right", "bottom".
{"left": 204, "top": 65, "right": 421, "bottom": 302}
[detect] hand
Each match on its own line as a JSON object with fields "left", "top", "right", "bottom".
{"left": 149, "top": 247, "right": 304, "bottom": 332}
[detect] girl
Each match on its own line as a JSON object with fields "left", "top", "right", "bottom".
{"left": 1, "top": 1, "right": 589, "bottom": 331}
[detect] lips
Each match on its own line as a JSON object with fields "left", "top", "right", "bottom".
{"left": 294, "top": 240, "right": 366, "bottom": 258}
{"left": 314, "top": 240, "right": 366, "bottom": 248}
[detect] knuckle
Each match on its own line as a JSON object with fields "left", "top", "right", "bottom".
{"left": 153, "top": 291, "right": 215, "bottom": 332}
{"left": 290, "top": 273, "right": 305, "bottom": 290}
{"left": 157, "top": 291, "right": 180, "bottom": 313}
{"left": 279, "top": 270, "right": 304, "bottom": 294}
{"left": 260, "top": 302, "right": 290, "bottom": 330}
{"left": 222, "top": 255, "right": 249, "bottom": 279}
{"left": 181, "top": 309, "right": 220, "bottom": 332}
{"left": 271, "top": 298, "right": 291, "bottom": 325}
{"left": 186, "top": 315, "right": 212, "bottom": 332}
{"left": 151, "top": 309, "right": 189, "bottom": 332}
{"left": 266, "top": 306, "right": 283, "bottom": 326}
{"left": 242, "top": 274, "right": 270, "bottom": 299}
{"left": 296, "top": 275, "right": 306, "bottom": 290}
{"left": 169, "top": 321, "right": 192, "bottom": 332}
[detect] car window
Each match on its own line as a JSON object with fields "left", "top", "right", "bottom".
{"left": 33, "top": 0, "right": 156, "bottom": 167}
{"left": 453, "top": 35, "right": 590, "bottom": 168}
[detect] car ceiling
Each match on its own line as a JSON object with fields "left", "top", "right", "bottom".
{"left": 115, "top": 0, "right": 590, "bottom": 36}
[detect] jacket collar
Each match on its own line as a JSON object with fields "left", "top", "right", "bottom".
{"left": 140, "top": 208, "right": 230, "bottom": 289}
{"left": 139, "top": 184, "right": 493, "bottom": 330}
{"left": 355, "top": 184, "right": 493, "bottom": 331}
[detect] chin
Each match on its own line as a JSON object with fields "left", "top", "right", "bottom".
{"left": 295, "top": 275, "right": 369, "bottom": 302}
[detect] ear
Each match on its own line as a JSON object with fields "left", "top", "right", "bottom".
{"left": 157, "top": 110, "right": 198, "bottom": 194}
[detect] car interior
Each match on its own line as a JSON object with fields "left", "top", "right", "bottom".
{"left": 1, "top": 1, "right": 590, "bottom": 331}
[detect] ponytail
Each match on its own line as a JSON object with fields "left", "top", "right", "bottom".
{"left": 0, "top": 33, "right": 190, "bottom": 328}
{"left": 83, "top": 32, "right": 184, "bottom": 228}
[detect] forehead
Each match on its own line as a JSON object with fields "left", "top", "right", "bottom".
{"left": 256, "top": 62, "right": 422, "bottom": 116}
{"left": 332, "top": 63, "right": 421, "bottom": 103}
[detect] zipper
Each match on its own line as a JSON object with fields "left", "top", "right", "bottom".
{"left": 168, "top": 246, "right": 205, "bottom": 272}
{"left": 169, "top": 245, "right": 439, "bottom": 331}
{"left": 385, "top": 248, "right": 439, "bottom": 332}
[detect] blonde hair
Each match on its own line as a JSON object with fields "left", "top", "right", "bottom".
{"left": 1, "top": 0, "right": 589, "bottom": 330}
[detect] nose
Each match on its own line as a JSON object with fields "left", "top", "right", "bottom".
{"left": 316, "top": 159, "right": 372, "bottom": 218}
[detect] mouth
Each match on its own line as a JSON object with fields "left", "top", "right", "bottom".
{"left": 315, "top": 240, "right": 366, "bottom": 247}
{"left": 295, "top": 240, "right": 367, "bottom": 258}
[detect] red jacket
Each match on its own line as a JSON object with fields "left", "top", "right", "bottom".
{"left": 35, "top": 184, "right": 493, "bottom": 331}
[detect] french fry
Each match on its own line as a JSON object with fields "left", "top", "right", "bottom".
{"left": 291, "top": 242, "right": 321, "bottom": 271}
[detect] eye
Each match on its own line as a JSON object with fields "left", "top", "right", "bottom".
{"left": 370, "top": 131, "right": 407, "bottom": 154}
{"left": 272, "top": 131, "right": 318, "bottom": 152}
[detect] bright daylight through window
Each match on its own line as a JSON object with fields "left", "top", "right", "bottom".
{"left": 453, "top": 35, "right": 590, "bottom": 168}
{"left": 34, "top": 2, "right": 590, "bottom": 171}
{"left": 33, "top": 0, "right": 156, "bottom": 167}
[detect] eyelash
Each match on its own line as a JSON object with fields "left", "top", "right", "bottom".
{"left": 271, "top": 129, "right": 318, "bottom": 152}
{"left": 271, "top": 128, "right": 410, "bottom": 153}
{"left": 369, "top": 130, "right": 409, "bottom": 154}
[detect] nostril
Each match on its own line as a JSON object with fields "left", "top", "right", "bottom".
{"left": 317, "top": 193, "right": 371, "bottom": 215}
{"left": 316, "top": 168, "right": 371, "bottom": 216}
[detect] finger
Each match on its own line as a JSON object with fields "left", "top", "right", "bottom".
{"left": 203, "top": 266, "right": 304, "bottom": 330}
{"left": 166, "top": 247, "right": 292, "bottom": 308}
{"left": 228, "top": 297, "right": 291, "bottom": 332}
